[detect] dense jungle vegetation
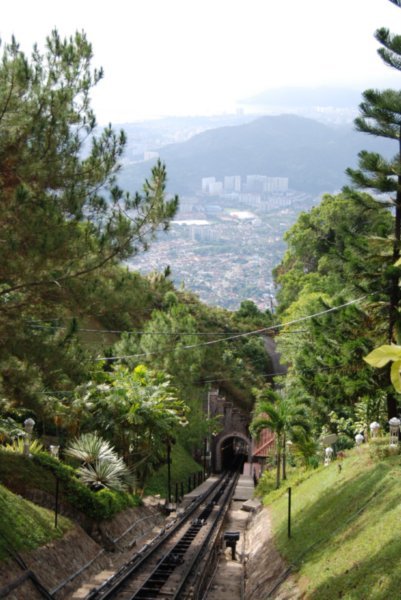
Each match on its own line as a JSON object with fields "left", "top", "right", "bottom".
{"left": 2, "top": 0, "right": 401, "bottom": 513}
{"left": 0, "top": 30, "right": 274, "bottom": 502}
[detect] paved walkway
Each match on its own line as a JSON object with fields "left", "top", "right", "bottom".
{"left": 206, "top": 500, "right": 249, "bottom": 599}
{"left": 233, "top": 475, "right": 254, "bottom": 501}
{"left": 206, "top": 475, "right": 259, "bottom": 599}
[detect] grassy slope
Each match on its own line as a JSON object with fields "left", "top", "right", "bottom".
{"left": 0, "top": 484, "right": 70, "bottom": 561}
{"left": 265, "top": 446, "right": 401, "bottom": 599}
{"left": 0, "top": 445, "right": 199, "bottom": 562}
{"left": 145, "top": 443, "right": 202, "bottom": 497}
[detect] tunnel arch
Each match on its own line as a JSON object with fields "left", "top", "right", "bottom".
{"left": 214, "top": 431, "right": 251, "bottom": 472}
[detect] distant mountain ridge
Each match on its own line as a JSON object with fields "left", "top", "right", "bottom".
{"left": 241, "top": 86, "right": 364, "bottom": 108}
{"left": 120, "top": 113, "right": 394, "bottom": 195}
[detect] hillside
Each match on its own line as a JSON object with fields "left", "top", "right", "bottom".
{"left": 241, "top": 86, "right": 364, "bottom": 109}
{"left": 248, "top": 443, "right": 401, "bottom": 599}
{"left": 120, "top": 114, "right": 394, "bottom": 195}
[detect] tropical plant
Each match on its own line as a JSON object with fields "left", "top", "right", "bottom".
{"left": 250, "top": 388, "right": 310, "bottom": 488}
{"left": 64, "top": 433, "right": 118, "bottom": 465}
{"left": 2, "top": 437, "right": 44, "bottom": 454}
{"left": 77, "top": 459, "right": 132, "bottom": 493}
{"left": 66, "top": 365, "right": 189, "bottom": 486}
{"left": 65, "top": 432, "right": 133, "bottom": 492}
{"left": 364, "top": 344, "right": 401, "bottom": 392}
{"left": 290, "top": 430, "right": 320, "bottom": 468}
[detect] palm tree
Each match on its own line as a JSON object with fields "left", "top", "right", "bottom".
{"left": 250, "top": 388, "right": 310, "bottom": 489}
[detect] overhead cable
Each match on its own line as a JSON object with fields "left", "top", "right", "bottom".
{"left": 95, "top": 294, "right": 369, "bottom": 361}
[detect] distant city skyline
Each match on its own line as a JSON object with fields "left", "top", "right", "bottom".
{"left": 2, "top": 0, "right": 401, "bottom": 124}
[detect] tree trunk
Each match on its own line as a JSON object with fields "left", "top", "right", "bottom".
{"left": 276, "top": 437, "right": 281, "bottom": 489}
{"left": 282, "top": 431, "right": 287, "bottom": 480}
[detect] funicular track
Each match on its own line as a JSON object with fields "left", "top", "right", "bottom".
{"left": 87, "top": 468, "right": 240, "bottom": 600}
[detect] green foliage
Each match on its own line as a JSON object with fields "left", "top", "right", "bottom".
{"left": 65, "top": 433, "right": 118, "bottom": 465}
{"left": 353, "top": 394, "right": 387, "bottom": 435}
{"left": 77, "top": 461, "right": 131, "bottom": 493}
{"left": 274, "top": 192, "right": 392, "bottom": 314}
{"left": 272, "top": 192, "right": 394, "bottom": 436}
{"left": 64, "top": 365, "right": 189, "bottom": 486}
{"left": 251, "top": 387, "right": 311, "bottom": 488}
{"left": 0, "top": 450, "right": 138, "bottom": 521}
{"left": 365, "top": 344, "right": 401, "bottom": 392}
{"left": 0, "top": 416, "right": 23, "bottom": 442}
{"left": 290, "top": 430, "right": 320, "bottom": 468}
{"left": 254, "top": 468, "right": 277, "bottom": 497}
{"left": 344, "top": 2, "right": 401, "bottom": 417}
{"left": 115, "top": 299, "right": 205, "bottom": 389}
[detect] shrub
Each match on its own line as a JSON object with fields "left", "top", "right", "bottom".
{"left": 369, "top": 437, "right": 401, "bottom": 461}
{"left": 31, "top": 452, "right": 140, "bottom": 520}
{"left": 255, "top": 468, "right": 276, "bottom": 497}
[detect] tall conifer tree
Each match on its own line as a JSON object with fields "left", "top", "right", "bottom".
{"left": 346, "top": 0, "right": 401, "bottom": 418}
{"left": 0, "top": 31, "right": 178, "bottom": 410}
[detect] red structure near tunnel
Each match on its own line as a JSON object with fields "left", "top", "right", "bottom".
{"left": 252, "top": 428, "right": 275, "bottom": 460}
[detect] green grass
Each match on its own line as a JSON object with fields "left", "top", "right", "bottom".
{"left": 144, "top": 443, "right": 202, "bottom": 497}
{"left": 0, "top": 484, "right": 70, "bottom": 560}
{"left": 265, "top": 447, "right": 401, "bottom": 599}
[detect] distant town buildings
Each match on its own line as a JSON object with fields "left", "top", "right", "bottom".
{"left": 224, "top": 175, "right": 241, "bottom": 192}
{"left": 200, "top": 173, "right": 293, "bottom": 211}
{"left": 201, "top": 174, "right": 289, "bottom": 196}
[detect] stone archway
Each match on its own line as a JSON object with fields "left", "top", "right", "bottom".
{"left": 214, "top": 431, "right": 252, "bottom": 472}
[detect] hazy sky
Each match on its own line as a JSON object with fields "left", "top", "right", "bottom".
{"left": 2, "top": 0, "right": 401, "bottom": 124}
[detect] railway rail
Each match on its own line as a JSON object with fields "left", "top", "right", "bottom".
{"left": 86, "top": 468, "right": 240, "bottom": 600}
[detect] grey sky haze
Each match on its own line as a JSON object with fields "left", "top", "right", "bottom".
{"left": 2, "top": 0, "right": 401, "bottom": 124}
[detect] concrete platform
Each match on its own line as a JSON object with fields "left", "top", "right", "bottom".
{"left": 241, "top": 498, "right": 262, "bottom": 512}
{"left": 181, "top": 473, "right": 255, "bottom": 508}
{"left": 182, "top": 475, "right": 220, "bottom": 507}
{"left": 233, "top": 475, "right": 254, "bottom": 501}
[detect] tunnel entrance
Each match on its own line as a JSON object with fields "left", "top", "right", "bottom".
{"left": 214, "top": 432, "right": 251, "bottom": 472}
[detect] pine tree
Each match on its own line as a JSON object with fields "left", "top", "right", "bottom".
{"left": 346, "top": 0, "right": 401, "bottom": 417}
{"left": 0, "top": 30, "right": 178, "bottom": 315}
{"left": 0, "top": 30, "right": 178, "bottom": 412}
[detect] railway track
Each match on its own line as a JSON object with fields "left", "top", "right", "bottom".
{"left": 86, "top": 468, "right": 240, "bottom": 600}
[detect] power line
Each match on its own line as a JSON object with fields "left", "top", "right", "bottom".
{"left": 95, "top": 294, "right": 370, "bottom": 362}
{"left": 27, "top": 323, "right": 244, "bottom": 336}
